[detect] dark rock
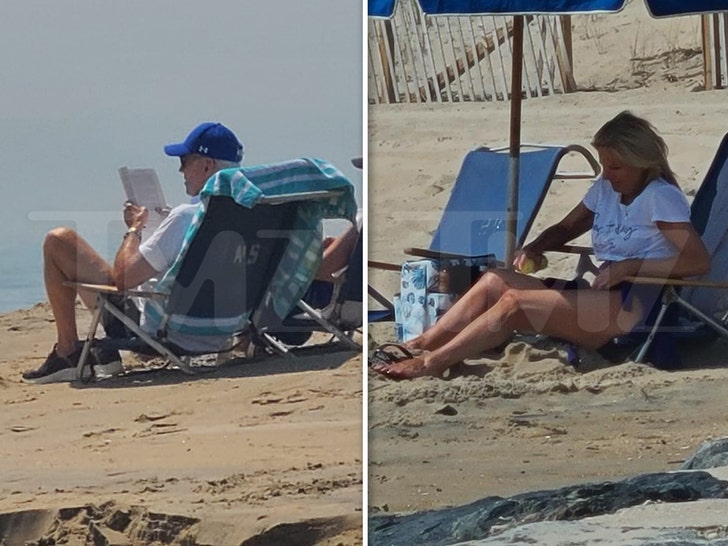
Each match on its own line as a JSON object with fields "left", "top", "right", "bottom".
{"left": 681, "top": 438, "right": 728, "bottom": 470}
{"left": 368, "top": 471, "right": 728, "bottom": 546}
{"left": 435, "top": 405, "right": 458, "bottom": 416}
{"left": 105, "top": 508, "right": 132, "bottom": 533}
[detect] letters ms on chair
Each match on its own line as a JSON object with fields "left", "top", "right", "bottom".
{"left": 167, "top": 196, "right": 299, "bottom": 330}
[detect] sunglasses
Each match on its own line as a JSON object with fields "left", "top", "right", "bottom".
{"left": 180, "top": 154, "right": 206, "bottom": 169}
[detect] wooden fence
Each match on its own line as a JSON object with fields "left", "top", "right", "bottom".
{"left": 368, "top": 0, "right": 574, "bottom": 104}
{"left": 703, "top": 13, "right": 728, "bottom": 89}
{"left": 369, "top": 2, "right": 728, "bottom": 104}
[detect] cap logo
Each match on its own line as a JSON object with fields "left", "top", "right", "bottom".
{"left": 198, "top": 145, "right": 209, "bottom": 154}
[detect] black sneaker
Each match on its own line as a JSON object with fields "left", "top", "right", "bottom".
{"left": 21, "top": 344, "right": 96, "bottom": 384}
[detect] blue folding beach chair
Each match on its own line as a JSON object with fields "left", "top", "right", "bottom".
{"left": 616, "top": 132, "right": 728, "bottom": 367}
{"left": 71, "top": 158, "right": 358, "bottom": 380}
{"left": 368, "top": 144, "right": 600, "bottom": 323}
{"left": 411, "top": 144, "right": 600, "bottom": 261}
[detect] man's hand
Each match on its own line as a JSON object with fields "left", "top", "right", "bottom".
{"left": 123, "top": 201, "right": 149, "bottom": 230}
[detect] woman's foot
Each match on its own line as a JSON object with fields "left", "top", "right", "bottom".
{"left": 370, "top": 356, "right": 441, "bottom": 379}
{"left": 370, "top": 342, "right": 423, "bottom": 361}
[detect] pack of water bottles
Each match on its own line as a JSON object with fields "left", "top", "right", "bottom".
{"left": 393, "top": 259, "right": 455, "bottom": 342}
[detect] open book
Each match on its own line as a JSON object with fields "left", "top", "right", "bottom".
{"left": 118, "top": 167, "right": 170, "bottom": 239}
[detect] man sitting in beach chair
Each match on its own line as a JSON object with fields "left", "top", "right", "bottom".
{"left": 22, "top": 122, "right": 244, "bottom": 383}
{"left": 265, "top": 214, "right": 363, "bottom": 350}
{"left": 265, "top": 157, "right": 363, "bottom": 349}
{"left": 23, "top": 123, "right": 358, "bottom": 383}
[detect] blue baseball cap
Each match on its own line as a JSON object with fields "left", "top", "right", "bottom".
{"left": 164, "top": 122, "right": 244, "bottom": 163}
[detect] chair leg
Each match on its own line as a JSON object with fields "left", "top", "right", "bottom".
{"left": 260, "top": 331, "right": 294, "bottom": 358}
{"left": 634, "top": 285, "right": 682, "bottom": 364}
{"left": 368, "top": 285, "right": 395, "bottom": 313}
{"left": 634, "top": 301, "right": 671, "bottom": 363}
{"left": 296, "top": 299, "right": 361, "bottom": 350}
{"left": 211, "top": 336, "right": 238, "bottom": 365}
{"left": 101, "top": 302, "right": 196, "bottom": 375}
{"left": 76, "top": 294, "right": 105, "bottom": 381}
{"left": 675, "top": 295, "right": 728, "bottom": 340}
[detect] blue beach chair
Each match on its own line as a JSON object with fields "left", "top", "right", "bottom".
{"left": 408, "top": 144, "right": 600, "bottom": 262}
{"left": 70, "top": 158, "right": 358, "bottom": 380}
{"left": 618, "top": 132, "right": 728, "bottom": 367}
{"left": 368, "top": 144, "right": 600, "bottom": 323}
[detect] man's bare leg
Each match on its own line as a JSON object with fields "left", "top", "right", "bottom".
{"left": 316, "top": 223, "right": 359, "bottom": 281}
{"left": 43, "top": 227, "right": 114, "bottom": 356}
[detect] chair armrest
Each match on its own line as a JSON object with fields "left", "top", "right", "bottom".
{"left": 624, "top": 276, "right": 728, "bottom": 289}
{"left": 548, "top": 245, "right": 599, "bottom": 279}
{"left": 404, "top": 247, "right": 472, "bottom": 260}
{"left": 404, "top": 247, "right": 503, "bottom": 267}
{"left": 64, "top": 281, "right": 168, "bottom": 300}
{"left": 368, "top": 260, "right": 401, "bottom": 272}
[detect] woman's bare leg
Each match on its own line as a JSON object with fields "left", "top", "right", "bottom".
{"left": 43, "top": 227, "right": 114, "bottom": 356}
{"left": 406, "top": 269, "right": 549, "bottom": 352}
{"left": 375, "top": 286, "right": 645, "bottom": 379}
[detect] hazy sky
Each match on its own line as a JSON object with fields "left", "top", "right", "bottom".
{"left": 0, "top": 0, "right": 363, "bottom": 264}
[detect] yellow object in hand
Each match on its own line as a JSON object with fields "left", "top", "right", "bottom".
{"left": 518, "top": 256, "right": 548, "bottom": 274}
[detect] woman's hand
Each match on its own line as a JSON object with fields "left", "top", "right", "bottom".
{"left": 512, "top": 248, "right": 544, "bottom": 272}
{"left": 123, "top": 201, "right": 149, "bottom": 230}
{"left": 592, "top": 259, "right": 640, "bottom": 290}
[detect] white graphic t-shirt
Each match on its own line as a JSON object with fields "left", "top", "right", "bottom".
{"left": 582, "top": 176, "right": 690, "bottom": 262}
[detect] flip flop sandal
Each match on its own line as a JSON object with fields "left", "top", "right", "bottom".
{"left": 368, "top": 343, "right": 419, "bottom": 367}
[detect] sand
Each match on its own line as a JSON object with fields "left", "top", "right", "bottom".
{"left": 4, "top": 3, "right": 728, "bottom": 544}
{"left": 0, "top": 302, "right": 363, "bottom": 545}
{"left": 367, "top": 0, "right": 728, "bottom": 525}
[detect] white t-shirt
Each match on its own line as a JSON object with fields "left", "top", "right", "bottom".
{"left": 582, "top": 177, "right": 691, "bottom": 262}
{"left": 136, "top": 203, "right": 232, "bottom": 353}
{"left": 139, "top": 203, "right": 198, "bottom": 273}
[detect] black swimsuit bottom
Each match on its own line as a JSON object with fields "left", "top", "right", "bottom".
{"left": 541, "top": 276, "right": 664, "bottom": 331}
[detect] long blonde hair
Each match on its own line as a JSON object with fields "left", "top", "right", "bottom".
{"left": 591, "top": 110, "right": 678, "bottom": 187}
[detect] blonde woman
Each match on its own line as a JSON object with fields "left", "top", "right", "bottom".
{"left": 371, "top": 111, "right": 710, "bottom": 379}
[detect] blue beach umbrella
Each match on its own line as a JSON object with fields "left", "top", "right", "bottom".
{"left": 369, "top": 0, "right": 728, "bottom": 264}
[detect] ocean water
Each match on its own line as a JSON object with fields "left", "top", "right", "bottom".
{"left": 0, "top": 216, "right": 357, "bottom": 315}
{"left": 0, "top": 224, "right": 125, "bottom": 314}
{"left": 0, "top": 245, "right": 46, "bottom": 313}
{"left": 0, "top": 1, "right": 362, "bottom": 314}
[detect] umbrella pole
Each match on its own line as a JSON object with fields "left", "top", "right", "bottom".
{"left": 505, "top": 15, "right": 524, "bottom": 269}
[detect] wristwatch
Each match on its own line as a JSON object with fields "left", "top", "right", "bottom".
{"left": 124, "top": 226, "right": 143, "bottom": 240}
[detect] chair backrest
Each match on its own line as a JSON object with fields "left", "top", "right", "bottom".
{"left": 690, "top": 133, "right": 728, "bottom": 236}
{"left": 143, "top": 157, "right": 358, "bottom": 344}
{"left": 339, "top": 230, "right": 363, "bottom": 304}
{"left": 428, "top": 145, "right": 599, "bottom": 261}
{"left": 165, "top": 196, "right": 299, "bottom": 333}
{"left": 682, "top": 133, "right": 728, "bottom": 317}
